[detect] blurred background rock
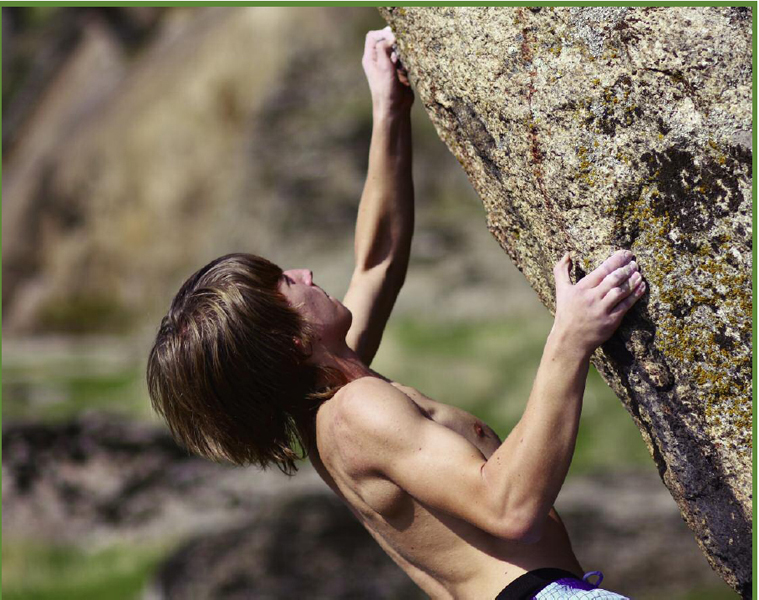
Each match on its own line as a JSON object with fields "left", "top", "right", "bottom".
{"left": 1, "top": 7, "right": 732, "bottom": 599}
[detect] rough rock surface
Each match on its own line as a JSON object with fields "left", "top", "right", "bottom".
{"left": 380, "top": 6, "right": 752, "bottom": 596}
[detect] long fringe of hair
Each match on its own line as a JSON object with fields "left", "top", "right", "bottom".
{"left": 147, "top": 253, "right": 346, "bottom": 475}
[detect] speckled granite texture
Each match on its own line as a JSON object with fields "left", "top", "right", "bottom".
{"left": 380, "top": 6, "right": 752, "bottom": 596}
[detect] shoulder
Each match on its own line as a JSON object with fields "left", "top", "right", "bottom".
{"left": 336, "top": 376, "right": 401, "bottom": 405}
{"left": 331, "top": 376, "right": 421, "bottom": 432}
{"left": 324, "top": 377, "right": 426, "bottom": 474}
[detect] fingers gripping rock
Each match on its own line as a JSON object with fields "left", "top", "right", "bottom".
{"left": 552, "top": 250, "right": 646, "bottom": 355}
{"left": 553, "top": 252, "right": 572, "bottom": 288}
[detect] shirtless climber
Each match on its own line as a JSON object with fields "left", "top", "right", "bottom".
{"left": 147, "top": 27, "right": 646, "bottom": 599}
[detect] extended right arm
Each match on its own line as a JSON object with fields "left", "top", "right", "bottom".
{"left": 336, "top": 250, "right": 644, "bottom": 542}
{"left": 343, "top": 27, "right": 415, "bottom": 366}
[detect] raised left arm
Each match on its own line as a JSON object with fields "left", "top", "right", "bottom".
{"left": 344, "top": 28, "right": 415, "bottom": 365}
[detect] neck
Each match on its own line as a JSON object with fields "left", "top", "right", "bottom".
{"left": 311, "top": 340, "right": 373, "bottom": 385}
{"left": 298, "top": 340, "right": 373, "bottom": 460}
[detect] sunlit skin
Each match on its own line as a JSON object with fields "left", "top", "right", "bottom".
{"left": 278, "top": 269, "right": 349, "bottom": 336}
{"left": 275, "top": 28, "right": 644, "bottom": 600}
{"left": 278, "top": 269, "right": 364, "bottom": 376}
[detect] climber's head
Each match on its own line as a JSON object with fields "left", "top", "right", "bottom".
{"left": 147, "top": 253, "right": 346, "bottom": 475}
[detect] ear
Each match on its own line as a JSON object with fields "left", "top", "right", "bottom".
{"left": 292, "top": 336, "right": 313, "bottom": 360}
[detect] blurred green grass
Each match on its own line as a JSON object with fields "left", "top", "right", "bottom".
{"left": 1, "top": 542, "right": 171, "bottom": 600}
{"left": 1, "top": 541, "right": 730, "bottom": 600}
{"left": 2, "top": 366, "right": 150, "bottom": 422}
{"left": 2, "top": 343, "right": 156, "bottom": 422}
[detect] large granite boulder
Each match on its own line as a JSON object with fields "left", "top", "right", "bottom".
{"left": 379, "top": 6, "right": 752, "bottom": 596}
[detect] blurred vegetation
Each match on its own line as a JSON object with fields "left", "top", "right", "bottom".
{"left": 11, "top": 312, "right": 712, "bottom": 598}
{"left": 2, "top": 317, "right": 662, "bottom": 600}
{"left": 38, "top": 295, "right": 136, "bottom": 334}
{"left": 0, "top": 318, "right": 723, "bottom": 600}
{"left": 2, "top": 364, "right": 149, "bottom": 422}
{"left": 2, "top": 344, "right": 153, "bottom": 422}
{"left": 0, "top": 537, "right": 733, "bottom": 600}
{"left": 2, "top": 541, "right": 172, "bottom": 600}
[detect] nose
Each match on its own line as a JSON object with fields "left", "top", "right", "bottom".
{"left": 286, "top": 269, "right": 313, "bottom": 285}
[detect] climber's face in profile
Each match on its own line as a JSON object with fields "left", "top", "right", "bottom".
{"left": 278, "top": 269, "right": 352, "bottom": 343}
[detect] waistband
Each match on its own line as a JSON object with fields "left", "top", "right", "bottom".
{"left": 494, "top": 568, "right": 584, "bottom": 600}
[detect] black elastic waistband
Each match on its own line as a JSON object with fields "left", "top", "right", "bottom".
{"left": 495, "top": 568, "right": 582, "bottom": 600}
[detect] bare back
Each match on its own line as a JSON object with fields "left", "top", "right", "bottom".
{"left": 309, "top": 377, "right": 583, "bottom": 600}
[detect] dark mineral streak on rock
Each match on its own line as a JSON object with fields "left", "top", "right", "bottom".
{"left": 380, "top": 6, "right": 752, "bottom": 596}
{"left": 448, "top": 99, "right": 502, "bottom": 183}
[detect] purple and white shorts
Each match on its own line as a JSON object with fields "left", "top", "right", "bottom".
{"left": 495, "top": 568, "right": 629, "bottom": 600}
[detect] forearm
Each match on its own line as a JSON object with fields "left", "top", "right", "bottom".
{"left": 483, "top": 331, "right": 590, "bottom": 539}
{"left": 353, "top": 110, "right": 414, "bottom": 280}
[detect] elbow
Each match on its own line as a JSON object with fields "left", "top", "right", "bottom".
{"left": 496, "top": 514, "right": 544, "bottom": 544}
{"left": 513, "top": 519, "right": 545, "bottom": 544}
{"left": 385, "top": 257, "right": 408, "bottom": 288}
{"left": 492, "top": 505, "right": 546, "bottom": 544}
{"left": 481, "top": 466, "right": 544, "bottom": 544}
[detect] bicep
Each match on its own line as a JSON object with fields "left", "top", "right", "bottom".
{"left": 387, "top": 416, "right": 502, "bottom": 531}
{"left": 337, "top": 382, "right": 509, "bottom": 538}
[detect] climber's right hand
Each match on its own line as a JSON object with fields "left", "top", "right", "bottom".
{"left": 362, "top": 27, "right": 414, "bottom": 116}
{"left": 550, "top": 250, "right": 645, "bottom": 358}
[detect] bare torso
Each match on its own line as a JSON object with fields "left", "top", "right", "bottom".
{"left": 309, "top": 378, "right": 583, "bottom": 600}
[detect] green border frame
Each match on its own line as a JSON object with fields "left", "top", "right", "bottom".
{"left": 0, "top": 0, "right": 755, "bottom": 597}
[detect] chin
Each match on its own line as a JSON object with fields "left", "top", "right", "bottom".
{"left": 330, "top": 303, "right": 350, "bottom": 339}
{"left": 340, "top": 304, "right": 353, "bottom": 331}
